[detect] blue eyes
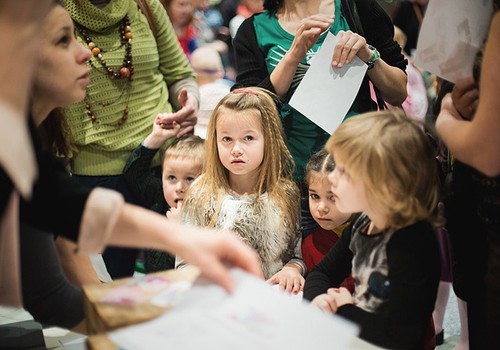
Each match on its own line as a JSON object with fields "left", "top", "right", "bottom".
{"left": 167, "top": 176, "right": 194, "bottom": 182}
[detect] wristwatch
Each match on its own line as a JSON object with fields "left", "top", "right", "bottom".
{"left": 365, "top": 45, "right": 381, "bottom": 70}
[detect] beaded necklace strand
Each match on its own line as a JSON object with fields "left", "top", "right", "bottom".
{"left": 75, "top": 16, "right": 134, "bottom": 126}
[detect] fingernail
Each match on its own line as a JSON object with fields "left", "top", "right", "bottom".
{"left": 332, "top": 61, "right": 338, "bottom": 66}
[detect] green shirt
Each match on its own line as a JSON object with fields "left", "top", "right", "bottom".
{"left": 64, "top": 0, "right": 194, "bottom": 176}
{"left": 254, "top": 3, "right": 370, "bottom": 180}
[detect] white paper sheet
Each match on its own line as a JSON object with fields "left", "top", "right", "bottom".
{"left": 414, "top": 0, "right": 492, "bottom": 83}
{"left": 109, "top": 268, "right": 360, "bottom": 350}
{"left": 289, "top": 32, "right": 368, "bottom": 135}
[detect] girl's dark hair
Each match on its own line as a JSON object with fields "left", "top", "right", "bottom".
{"left": 304, "top": 148, "right": 335, "bottom": 185}
{"left": 263, "top": 0, "right": 282, "bottom": 13}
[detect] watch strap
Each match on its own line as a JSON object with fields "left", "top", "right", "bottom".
{"left": 365, "top": 45, "right": 381, "bottom": 70}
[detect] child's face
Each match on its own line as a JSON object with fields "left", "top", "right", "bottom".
{"left": 327, "top": 155, "right": 369, "bottom": 215}
{"left": 162, "top": 156, "right": 202, "bottom": 208}
{"left": 308, "top": 171, "right": 351, "bottom": 230}
{"left": 216, "top": 109, "right": 264, "bottom": 184}
{"left": 168, "top": 0, "right": 193, "bottom": 27}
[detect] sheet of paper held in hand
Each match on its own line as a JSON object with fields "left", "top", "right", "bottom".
{"left": 289, "top": 32, "right": 367, "bottom": 135}
{"left": 414, "top": 0, "right": 492, "bottom": 83}
{"left": 108, "top": 269, "right": 360, "bottom": 350}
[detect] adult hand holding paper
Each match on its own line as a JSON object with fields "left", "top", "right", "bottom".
{"left": 289, "top": 32, "right": 367, "bottom": 135}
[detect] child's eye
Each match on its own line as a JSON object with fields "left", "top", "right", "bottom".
{"left": 167, "top": 175, "right": 176, "bottom": 181}
{"left": 186, "top": 177, "right": 195, "bottom": 183}
{"left": 244, "top": 135, "right": 254, "bottom": 141}
{"left": 222, "top": 136, "right": 232, "bottom": 142}
{"left": 328, "top": 195, "right": 336, "bottom": 202}
{"left": 309, "top": 193, "right": 319, "bottom": 200}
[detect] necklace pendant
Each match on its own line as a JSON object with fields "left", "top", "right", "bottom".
{"left": 119, "top": 67, "right": 130, "bottom": 78}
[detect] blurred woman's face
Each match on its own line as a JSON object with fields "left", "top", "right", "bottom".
{"left": 33, "top": 5, "right": 91, "bottom": 119}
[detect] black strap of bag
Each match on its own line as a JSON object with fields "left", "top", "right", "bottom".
{"left": 341, "top": 0, "right": 388, "bottom": 110}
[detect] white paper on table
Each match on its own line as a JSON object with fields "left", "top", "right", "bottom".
{"left": 414, "top": 0, "right": 492, "bottom": 83}
{"left": 289, "top": 32, "right": 368, "bottom": 135}
{"left": 109, "top": 268, "right": 360, "bottom": 350}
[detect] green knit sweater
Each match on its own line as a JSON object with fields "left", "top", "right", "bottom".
{"left": 64, "top": 0, "right": 195, "bottom": 175}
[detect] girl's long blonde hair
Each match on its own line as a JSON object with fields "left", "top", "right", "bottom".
{"left": 183, "top": 87, "right": 300, "bottom": 229}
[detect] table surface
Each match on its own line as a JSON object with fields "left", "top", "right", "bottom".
{"left": 84, "top": 268, "right": 383, "bottom": 350}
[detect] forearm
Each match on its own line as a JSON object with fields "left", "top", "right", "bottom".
{"left": 367, "top": 61, "right": 407, "bottom": 106}
{"left": 107, "top": 204, "right": 178, "bottom": 252}
{"left": 437, "top": 109, "right": 500, "bottom": 176}
{"left": 55, "top": 237, "right": 101, "bottom": 287}
{"left": 303, "top": 270, "right": 334, "bottom": 300}
{"left": 270, "top": 54, "right": 300, "bottom": 98}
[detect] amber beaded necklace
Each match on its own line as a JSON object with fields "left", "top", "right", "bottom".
{"left": 75, "top": 16, "right": 134, "bottom": 126}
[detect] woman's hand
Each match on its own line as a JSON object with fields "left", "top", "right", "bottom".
{"left": 451, "top": 77, "right": 479, "bottom": 120}
{"left": 173, "top": 227, "right": 263, "bottom": 293}
{"left": 331, "top": 30, "right": 370, "bottom": 68}
{"left": 436, "top": 93, "right": 463, "bottom": 132}
{"left": 157, "top": 88, "right": 198, "bottom": 137}
{"left": 287, "top": 14, "right": 334, "bottom": 65}
{"left": 267, "top": 264, "right": 305, "bottom": 294}
{"left": 271, "top": 14, "right": 333, "bottom": 97}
